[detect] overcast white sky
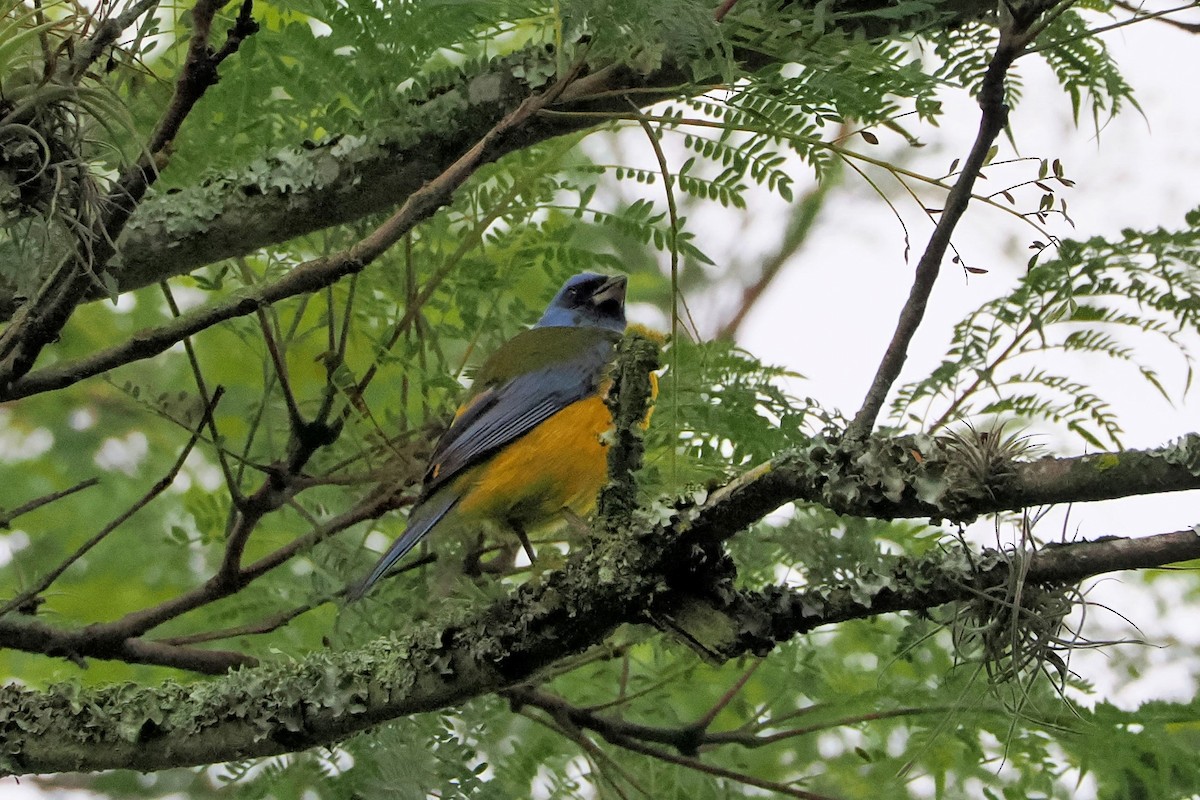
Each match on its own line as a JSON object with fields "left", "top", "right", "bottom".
{"left": 729, "top": 16, "right": 1200, "bottom": 709}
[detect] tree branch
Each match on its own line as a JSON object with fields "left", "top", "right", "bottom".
{"left": 848, "top": 17, "right": 1029, "bottom": 437}
{"left": 0, "top": 0, "right": 1014, "bottom": 322}
{"left": 0, "top": 485, "right": 403, "bottom": 671}
{"left": 678, "top": 433, "right": 1200, "bottom": 546}
{"left": 3, "top": 518, "right": 1194, "bottom": 775}
{"left": 1110, "top": 0, "right": 1200, "bottom": 35}
{"left": 66, "top": 0, "right": 162, "bottom": 84}
{"left": 2, "top": 343, "right": 1197, "bottom": 743}
{"left": 3, "top": 426, "right": 1197, "bottom": 670}
{"left": 597, "top": 330, "right": 662, "bottom": 535}
{"left": 0, "top": 478, "right": 99, "bottom": 530}
{"left": 0, "top": 64, "right": 591, "bottom": 403}
{"left": 0, "top": 614, "right": 254, "bottom": 675}
{"left": 717, "top": 132, "right": 843, "bottom": 341}
{"left": 0, "top": 0, "right": 258, "bottom": 388}
{"left": 724, "top": 529, "right": 1200, "bottom": 657}
{"left": 0, "top": 387, "right": 222, "bottom": 617}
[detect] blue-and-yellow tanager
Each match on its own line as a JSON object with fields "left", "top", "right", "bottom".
{"left": 350, "top": 272, "right": 647, "bottom": 599}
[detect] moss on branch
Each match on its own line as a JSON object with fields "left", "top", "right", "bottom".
{"left": 4, "top": 430, "right": 1200, "bottom": 775}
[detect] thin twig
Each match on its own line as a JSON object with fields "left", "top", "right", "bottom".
{"left": 66, "top": 0, "right": 161, "bottom": 83}
{"left": 926, "top": 318, "right": 1037, "bottom": 432}
{"left": 605, "top": 731, "right": 838, "bottom": 800}
{"left": 693, "top": 659, "right": 762, "bottom": 730}
{"left": 846, "top": 21, "right": 1029, "bottom": 437}
{"left": 84, "top": 485, "right": 403, "bottom": 643}
{"left": 512, "top": 687, "right": 942, "bottom": 798}
{"left": 0, "top": 614, "right": 255, "bottom": 673}
{"left": 717, "top": 154, "right": 840, "bottom": 340}
{"left": 1109, "top": 0, "right": 1200, "bottom": 34}
{"left": 231, "top": 258, "right": 287, "bottom": 490}
{"left": 344, "top": 136, "right": 580, "bottom": 413}
{"left": 0, "top": 477, "right": 100, "bottom": 530}
{"left": 161, "top": 281, "right": 242, "bottom": 499}
{"left": 518, "top": 707, "right": 646, "bottom": 800}
{"left": 155, "top": 596, "right": 321, "bottom": 646}
{"left": 510, "top": 687, "right": 711, "bottom": 752}
{"left": 0, "top": 387, "right": 224, "bottom": 617}
{"left": 0, "top": 489, "right": 387, "bottom": 674}
{"left": 714, "top": 0, "right": 741, "bottom": 21}
{"left": 584, "top": 666, "right": 691, "bottom": 713}
{"left": 1020, "top": 0, "right": 1200, "bottom": 56}
{"left": 629, "top": 101, "right": 680, "bottom": 332}
{"left": 703, "top": 706, "right": 946, "bottom": 748}
{"left": 538, "top": 108, "right": 1059, "bottom": 246}
{"left": 218, "top": 507, "right": 258, "bottom": 582}
{"left": 333, "top": 274, "right": 357, "bottom": 375}
{"left": 254, "top": 304, "right": 304, "bottom": 431}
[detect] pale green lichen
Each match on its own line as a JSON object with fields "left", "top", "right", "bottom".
{"left": 795, "top": 431, "right": 1000, "bottom": 523}
{"left": 110, "top": 45, "right": 559, "bottom": 290}
{"left": 0, "top": 633, "right": 440, "bottom": 773}
{"left": 1161, "top": 434, "right": 1200, "bottom": 476}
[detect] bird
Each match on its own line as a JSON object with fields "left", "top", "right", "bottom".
{"left": 349, "top": 272, "right": 653, "bottom": 599}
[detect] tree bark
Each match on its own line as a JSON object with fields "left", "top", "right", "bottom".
{"left": 0, "top": 0, "right": 1005, "bottom": 320}
{"left": 3, "top": 430, "right": 1199, "bottom": 775}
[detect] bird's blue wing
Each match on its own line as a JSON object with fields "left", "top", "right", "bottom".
{"left": 420, "top": 327, "right": 618, "bottom": 499}
{"left": 348, "top": 326, "right": 618, "bottom": 600}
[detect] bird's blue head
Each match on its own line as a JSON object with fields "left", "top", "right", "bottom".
{"left": 535, "top": 272, "right": 627, "bottom": 333}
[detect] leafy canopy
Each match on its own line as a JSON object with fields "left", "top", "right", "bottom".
{"left": 2, "top": 0, "right": 1198, "bottom": 798}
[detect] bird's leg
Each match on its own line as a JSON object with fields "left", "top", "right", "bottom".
{"left": 560, "top": 507, "right": 591, "bottom": 537}
{"left": 508, "top": 518, "right": 538, "bottom": 563}
{"left": 481, "top": 542, "right": 520, "bottom": 574}
{"left": 463, "top": 531, "right": 489, "bottom": 577}
{"left": 465, "top": 529, "right": 522, "bottom": 575}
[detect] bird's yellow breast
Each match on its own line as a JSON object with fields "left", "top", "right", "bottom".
{"left": 454, "top": 394, "right": 614, "bottom": 526}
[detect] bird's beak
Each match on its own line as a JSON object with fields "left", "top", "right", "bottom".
{"left": 592, "top": 275, "right": 627, "bottom": 307}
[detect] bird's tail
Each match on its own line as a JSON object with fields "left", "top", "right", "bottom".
{"left": 347, "top": 491, "right": 460, "bottom": 601}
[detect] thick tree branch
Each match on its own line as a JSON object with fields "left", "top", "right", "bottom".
{"left": 1, "top": 347, "right": 1195, "bottom": 753}
{"left": 0, "top": 0, "right": 1009, "bottom": 321}
{"left": 0, "top": 66, "right": 591, "bottom": 403}
{"left": 679, "top": 433, "right": 1200, "bottom": 546}
{"left": 2, "top": 517, "right": 1195, "bottom": 774}
{"left": 0, "top": 614, "right": 253, "bottom": 674}
{"left": 3, "top": 425, "right": 1198, "bottom": 670}
{"left": 597, "top": 330, "right": 662, "bottom": 534}
{"left": 725, "top": 529, "right": 1200, "bottom": 657}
